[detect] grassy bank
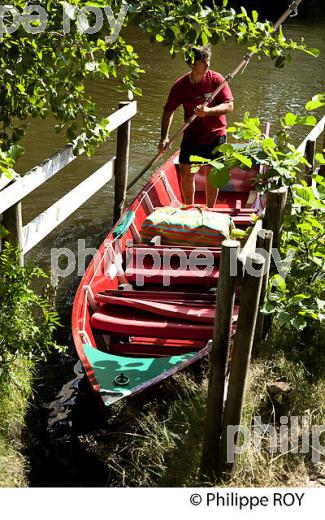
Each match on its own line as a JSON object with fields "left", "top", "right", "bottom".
{"left": 0, "top": 356, "right": 34, "bottom": 487}
{"left": 80, "top": 322, "right": 325, "bottom": 487}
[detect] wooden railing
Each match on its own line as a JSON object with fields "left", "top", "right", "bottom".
{"left": 0, "top": 101, "right": 137, "bottom": 265}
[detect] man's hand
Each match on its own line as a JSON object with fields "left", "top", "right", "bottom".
{"left": 194, "top": 104, "right": 211, "bottom": 117}
{"left": 158, "top": 137, "right": 170, "bottom": 153}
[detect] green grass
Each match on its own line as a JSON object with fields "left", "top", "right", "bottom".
{"left": 0, "top": 356, "right": 33, "bottom": 487}
{"left": 80, "top": 323, "right": 325, "bottom": 487}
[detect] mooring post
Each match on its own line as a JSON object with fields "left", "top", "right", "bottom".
{"left": 263, "top": 187, "right": 287, "bottom": 250}
{"left": 319, "top": 131, "right": 325, "bottom": 178}
{"left": 201, "top": 239, "right": 240, "bottom": 479}
{"left": 305, "top": 139, "right": 316, "bottom": 185}
{"left": 113, "top": 101, "right": 131, "bottom": 224}
{"left": 253, "top": 229, "right": 273, "bottom": 350}
{"left": 218, "top": 253, "right": 265, "bottom": 478}
{"left": 2, "top": 202, "right": 24, "bottom": 267}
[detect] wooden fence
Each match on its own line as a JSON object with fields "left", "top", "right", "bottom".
{"left": 0, "top": 100, "right": 137, "bottom": 266}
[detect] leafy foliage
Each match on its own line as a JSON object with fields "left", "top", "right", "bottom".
{"left": 0, "top": 0, "right": 318, "bottom": 179}
{"left": 0, "top": 241, "right": 64, "bottom": 382}
{"left": 262, "top": 176, "right": 325, "bottom": 330}
{"left": 191, "top": 93, "right": 325, "bottom": 331}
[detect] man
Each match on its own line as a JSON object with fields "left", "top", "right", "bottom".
{"left": 158, "top": 44, "right": 234, "bottom": 207}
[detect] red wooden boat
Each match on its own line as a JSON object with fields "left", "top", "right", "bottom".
{"left": 71, "top": 151, "right": 263, "bottom": 409}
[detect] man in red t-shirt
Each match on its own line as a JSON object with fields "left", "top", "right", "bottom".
{"left": 158, "top": 45, "right": 234, "bottom": 207}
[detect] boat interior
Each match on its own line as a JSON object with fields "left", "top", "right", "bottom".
{"left": 73, "top": 152, "right": 264, "bottom": 361}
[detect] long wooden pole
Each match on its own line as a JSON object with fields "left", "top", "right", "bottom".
{"left": 127, "top": 0, "right": 303, "bottom": 191}
{"left": 201, "top": 239, "right": 240, "bottom": 478}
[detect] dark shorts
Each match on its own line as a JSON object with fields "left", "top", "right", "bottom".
{"left": 179, "top": 135, "right": 226, "bottom": 165}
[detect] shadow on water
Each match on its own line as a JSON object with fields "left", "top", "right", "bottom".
{"left": 26, "top": 357, "right": 112, "bottom": 487}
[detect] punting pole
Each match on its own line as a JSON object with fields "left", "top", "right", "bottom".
{"left": 127, "top": 0, "right": 303, "bottom": 191}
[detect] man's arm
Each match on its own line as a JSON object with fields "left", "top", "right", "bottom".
{"left": 194, "top": 101, "right": 234, "bottom": 117}
{"left": 158, "top": 110, "right": 174, "bottom": 152}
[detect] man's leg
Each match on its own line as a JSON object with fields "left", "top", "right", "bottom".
{"left": 180, "top": 163, "right": 195, "bottom": 205}
{"left": 205, "top": 165, "right": 219, "bottom": 208}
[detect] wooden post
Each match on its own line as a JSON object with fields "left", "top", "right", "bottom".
{"left": 253, "top": 229, "right": 273, "bottom": 349}
{"left": 2, "top": 202, "right": 24, "bottom": 266}
{"left": 201, "top": 239, "right": 240, "bottom": 478}
{"left": 305, "top": 139, "right": 316, "bottom": 184}
{"left": 113, "top": 101, "right": 131, "bottom": 224}
{"left": 263, "top": 187, "right": 287, "bottom": 250}
{"left": 218, "top": 253, "right": 265, "bottom": 478}
{"left": 319, "top": 132, "right": 325, "bottom": 178}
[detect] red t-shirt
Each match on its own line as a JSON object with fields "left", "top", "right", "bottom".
{"left": 163, "top": 70, "right": 233, "bottom": 144}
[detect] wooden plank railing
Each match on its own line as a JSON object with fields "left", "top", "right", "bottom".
{"left": 22, "top": 158, "right": 115, "bottom": 254}
{"left": 0, "top": 101, "right": 137, "bottom": 264}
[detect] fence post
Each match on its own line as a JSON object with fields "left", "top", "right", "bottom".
{"left": 2, "top": 202, "right": 24, "bottom": 266}
{"left": 201, "top": 239, "right": 240, "bottom": 479}
{"left": 320, "top": 132, "right": 325, "bottom": 178}
{"left": 263, "top": 187, "right": 287, "bottom": 250}
{"left": 218, "top": 253, "right": 265, "bottom": 478}
{"left": 305, "top": 139, "right": 316, "bottom": 184}
{"left": 253, "top": 229, "right": 273, "bottom": 349}
{"left": 113, "top": 101, "right": 131, "bottom": 224}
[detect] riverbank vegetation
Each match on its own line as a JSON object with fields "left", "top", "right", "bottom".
{"left": 0, "top": 241, "right": 62, "bottom": 486}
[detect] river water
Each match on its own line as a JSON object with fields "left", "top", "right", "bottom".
{"left": 14, "top": 19, "right": 325, "bottom": 485}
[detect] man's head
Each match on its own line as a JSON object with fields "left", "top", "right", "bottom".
{"left": 186, "top": 44, "right": 211, "bottom": 65}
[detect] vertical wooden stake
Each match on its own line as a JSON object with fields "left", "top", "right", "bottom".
{"left": 319, "top": 132, "right": 325, "bottom": 178}
{"left": 264, "top": 187, "right": 287, "bottom": 250}
{"left": 218, "top": 253, "right": 265, "bottom": 478}
{"left": 113, "top": 101, "right": 131, "bottom": 224}
{"left": 201, "top": 239, "right": 240, "bottom": 479}
{"left": 305, "top": 139, "right": 316, "bottom": 185}
{"left": 2, "top": 202, "right": 24, "bottom": 266}
{"left": 253, "top": 229, "right": 273, "bottom": 350}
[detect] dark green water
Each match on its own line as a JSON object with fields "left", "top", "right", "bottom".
{"left": 17, "top": 19, "right": 325, "bottom": 279}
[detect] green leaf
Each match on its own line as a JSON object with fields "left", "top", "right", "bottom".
{"left": 156, "top": 34, "right": 164, "bottom": 42}
{"left": 189, "top": 155, "right": 210, "bottom": 164}
{"left": 315, "top": 153, "right": 325, "bottom": 165}
{"left": 289, "top": 294, "right": 310, "bottom": 303}
{"left": 8, "top": 144, "right": 24, "bottom": 161}
{"left": 99, "top": 61, "right": 109, "bottom": 77}
{"left": 293, "top": 185, "right": 324, "bottom": 209}
{"left": 296, "top": 115, "right": 317, "bottom": 126}
{"left": 284, "top": 112, "right": 297, "bottom": 126}
{"left": 201, "top": 31, "right": 209, "bottom": 46}
{"left": 272, "top": 275, "right": 286, "bottom": 291}
{"left": 232, "top": 152, "right": 252, "bottom": 168}
{"left": 208, "top": 167, "right": 230, "bottom": 188}
{"left": 305, "top": 93, "right": 325, "bottom": 111}
{"left": 230, "top": 229, "right": 247, "bottom": 239}
{"left": 252, "top": 10, "right": 258, "bottom": 23}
